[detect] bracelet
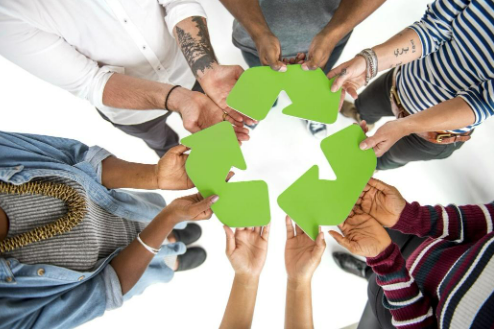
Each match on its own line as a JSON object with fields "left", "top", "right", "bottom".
{"left": 164, "top": 85, "right": 181, "bottom": 111}
{"left": 136, "top": 233, "right": 161, "bottom": 255}
{"left": 362, "top": 48, "right": 378, "bottom": 78}
{"left": 356, "top": 48, "right": 379, "bottom": 86}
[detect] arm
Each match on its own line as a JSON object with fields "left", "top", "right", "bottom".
{"left": 172, "top": 16, "right": 255, "bottom": 125}
{"left": 219, "top": 0, "right": 286, "bottom": 71}
{"left": 356, "top": 178, "right": 494, "bottom": 243}
{"left": 220, "top": 225, "right": 270, "bottom": 328}
{"left": 284, "top": 216, "right": 326, "bottom": 329}
{"left": 303, "top": 0, "right": 387, "bottom": 70}
{"left": 330, "top": 214, "right": 435, "bottom": 329}
{"left": 101, "top": 145, "right": 193, "bottom": 190}
{"left": 111, "top": 193, "right": 217, "bottom": 294}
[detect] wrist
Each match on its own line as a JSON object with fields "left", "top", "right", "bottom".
{"left": 195, "top": 62, "right": 220, "bottom": 85}
{"left": 287, "top": 277, "right": 312, "bottom": 291}
{"left": 395, "top": 117, "right": 416, "bottom": 136}
{"left": 234, "top": 273, "right": 260, "bottom": 288}
{"left": 166, "top": 86, "right": 190, "bottom": 112}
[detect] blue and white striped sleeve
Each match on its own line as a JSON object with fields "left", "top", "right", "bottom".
{"left": 457, "top": 79, "right": 494, "bottom": 126}
{"left": 408, "top": 0, "right": 468, "bottom": 57}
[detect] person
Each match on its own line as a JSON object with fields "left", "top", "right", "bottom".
{"left": 329, "top": 0, "right": 494, "bottom": 170}
{"left": 0, "top": 131, "right": 218, "bottom": 329}
{"left": 0, "top": 1, "right": 252, "bottom": 157}
{"left": 330, "top": 178, "right": 494, "bottom": 328}
{"left": 219, "top": 0, "right": 386, "bottom": 138}
{"left": 218, "top": 216, "right": 326, "bottom": 328}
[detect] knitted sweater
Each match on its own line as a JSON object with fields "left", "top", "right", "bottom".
{"left": 367, "top": 202, "right": 494, "bottom": 328}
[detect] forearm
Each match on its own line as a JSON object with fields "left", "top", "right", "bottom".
{"left": 397, "top": 97, "right": 475, "bottom": 134}
{"left": 110, "top": 210, "right": 177, "bottom": 295}
{"left": 323, "top": 0, "right": 386, "bottom": 43}
{"left": 219, "top": 0, "right": 272, "bottom": 43}
{"left": 220, "top": 274, "right": 260, "bottom": 329}
{"left": 174, "top": 16, "right": 218, "bottom": 80}
{"left": 102, "top": 73, "right": 187, "bottom": 111}
{"left": 367, "top": 243, "right": 435, "bottom": 329}
{"left": 101, "top": 156, "right": 158, "bottom": 190}
{"left": 373, "top": 28, "right": 422, "bottom": 71}
{"left": 394, "top": 201, "right": 494, "bottom": 242}
{"left": 285, "top": 279, "right": 314, "bottom": 329}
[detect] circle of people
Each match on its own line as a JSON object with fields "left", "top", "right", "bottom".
{"left": 0, "top": 0, "right": 493, "bottom": 328}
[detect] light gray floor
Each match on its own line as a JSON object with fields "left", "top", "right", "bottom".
{"left": 1, "top": 0, "right": 493, "bottom": 328}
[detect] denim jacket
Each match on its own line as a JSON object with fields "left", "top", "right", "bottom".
{"left": 0, "top": 132, "right": 186, "bottom": 329}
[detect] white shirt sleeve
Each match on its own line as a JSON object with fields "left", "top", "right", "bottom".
{"left": 159, "top": 0, "right": 207, "bottom": 36}
{"left": 0, "top": 13, "right": 123, "bottom": 109}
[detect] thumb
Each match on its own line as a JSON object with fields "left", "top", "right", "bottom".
{"left": 329, "top": 230, "right": 351, "bottom": 252}
{"left": 359, "top": 136, "right": 378, "bottom": 151}
{"left": 223, "top": 225, "right": 236, "bottom": 255}
{"left": 301, "top": 56, "right": 319, "bottom": 71}
{"left": 190, "top": 195, "right": 219, "bottom": 215}
{"left": 269, "top": 60, "right": 287, "bottom": 72}
{"left": 314, "top": 231, "right": 327, "bottom": 255}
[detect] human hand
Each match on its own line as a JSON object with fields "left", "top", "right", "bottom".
{"left": 285, "top": 216, "right": 326, "bottom": 282}
{"left": 224, "top": 225, "right": 270, "bottom": 278}
{"left": 327, "top": 56, "right": 367, "bottom": 102}
{"left": 301, "top": 31, "right": 336, "bottom": 71}
{"left": 329, "top": 213, "right": 392, "bottom": 258}
{"left": 354, "top": 178, "right": 406, "bottom": 228}
{"left": 198, "top": 64, "right": 257, "bottom": 126}
{"left": 171, "top": 87, "right": 250, "bottom": 143}
{"left": 282, "top": 53, "right": 306, "bottom": 65}
{"left": 155, "top": 145, "right": 193, "bottom": 190}
{"left": 254, "top": 33, "right": 286, "bottom": 72}
{"left": 161, "top": 193, "right": 219, "bottom": 224}
{"left": 359, "top": 120, "right": 407, "bottom": 156}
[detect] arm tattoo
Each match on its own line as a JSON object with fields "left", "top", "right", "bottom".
{"left": 410, "top": 39, "right": 416, "bottom": 53}
{"left": 175, "top": 17, "right": 217, "bottom": 77}
{"left": 394, "top": 47, "right": 410, "bottom": 57}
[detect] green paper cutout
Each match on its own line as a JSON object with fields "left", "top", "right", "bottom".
{"left": 226, "top": 64, "right": 341, "bottom": 124}
{"left": 277, "top": 125, "right": 377, "bottom": 240}
{"left": 181, "top": 122, "right": 270, "bottom": 227}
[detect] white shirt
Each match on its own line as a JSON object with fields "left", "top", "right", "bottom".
{"left": 0, "top": 0, "right": 206, "bottom": 125}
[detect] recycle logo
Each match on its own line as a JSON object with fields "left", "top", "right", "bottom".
{"left": 181, "top": 64, "right": 376, "bottom": 240}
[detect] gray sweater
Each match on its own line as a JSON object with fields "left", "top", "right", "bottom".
{"left": 232, "top": 0, "right": 342, "bottom": 58}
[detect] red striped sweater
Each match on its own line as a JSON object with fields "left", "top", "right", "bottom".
{"left": 367, "top": 201, "right": 494, "bottom": 328}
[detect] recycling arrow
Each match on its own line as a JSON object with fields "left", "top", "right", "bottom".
{"left": 226, "top": 64, "right": 341, "bottom": 124}
{"left": 277, "top": 124, "right": 377, "bottom": 240}
{"left": 181, "top": 121, "right": 270, "bottom": 227}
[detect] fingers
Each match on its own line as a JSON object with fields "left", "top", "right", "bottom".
{"left": 225, "top": 171, "right": 235, "bottom": 182}
{"left": 223, "top": 225, "right": 236, "bottom": 255}
{"left": 254, "top": 226, "right": 261, "bottom": 234}
{"left": 233, "top": 125, "right": 250, "bottom": 142}
{"left": 285, "top": 216, "right": 294, "bottom": 239}
{"left": 262, "top": 223, "right": 271, "bottom": 241}
{"left": 359, "top": 136, "right": 378, "bottom": 151}
{"left": 223, "top": 112, "right": 243, "bottom": 127}
{"left": 359, "top": 120, "right": 369, "bottom": 134}
{"left": 315, "top": 230, "right": 326, "bottom": 250}
{"left": 191, "top": 194, "right": 219, "bottom": 218}
{"left": 345, "top": 86, "right": 359, "bottom": 100}
{"left": 295, "top": 224, "right": 304, "bottom": 236}
{"left": 366, "top": 178, "right": 391, "bottom": 192}
{"left": 168, "top": 144, "right": 190, "bottom": 156}
{"left": 263, "top": 50, "right": 287, "bottom": 72}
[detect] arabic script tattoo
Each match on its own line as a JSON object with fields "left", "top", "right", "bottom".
{"left": 175, "top": 17, "right": 217, "bottom": 77}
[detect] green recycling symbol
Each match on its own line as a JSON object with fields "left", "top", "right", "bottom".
{"left": 181, "top": 64, "right": 376, "bottom": 240}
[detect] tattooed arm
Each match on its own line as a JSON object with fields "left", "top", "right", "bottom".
{"left": 174, "top": 17, "right": 255, "bottom": 125}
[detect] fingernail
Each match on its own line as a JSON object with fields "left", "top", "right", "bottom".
{"left": 360, "top": 142, "right": 367, "bottom": 150}
{"left": 279, "top": 66, "right": 287, "bottom": 72}
{"left": 211, "top": 195, "right": 220, "bottom": 203}
{"left": 331, "top": 86, "right": 337, "bottom": 92}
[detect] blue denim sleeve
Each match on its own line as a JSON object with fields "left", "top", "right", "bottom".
{"left": 0, "top": 274, "right": 108, "bottom": 329}
{"left": 102, "top": 264, "right": 124, "bottom": 310}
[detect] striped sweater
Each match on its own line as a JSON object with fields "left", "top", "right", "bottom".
{"left": 367, "top": 201, "right": 494, "bottom": 328}
{"left": 396, "top": 0, "right": 494, "bottom": 134}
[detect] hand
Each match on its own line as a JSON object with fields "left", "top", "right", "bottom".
{"left": 301, "top": 31, "right": 336, "bottom": 71}
{"left": 198, "top": 64, "right": 256, "bottom": 126}
{"left": 161, "top": 193, "right": 219, "bottom": 224}
{"left": 285, "top": 216, "right": 326, "bottom": 282}
{"left": 224, "top": 225, "right": 270, "bottom": 277}
{"left": 282, "top": 53, "right": 306, "bottom": 65}
{"left": 329, "top": 213, "right": 392, "bottom": 258}
{"left": 155, "top": 145, "right": 193, "bottom": 190}
{"left": 254, "top": 33, "right": 287, "bottom": 72}
{"left": 355, "top": 178, "right": 406, "bottom": 228}
{"left": 171, "top": 87, "right": 250, "bottom": 143}
{"left": 327, "top": 56, "right": 367, "bottom": 101}
{"left": 359, "top": 120, "right": 407, "bottom": 156}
